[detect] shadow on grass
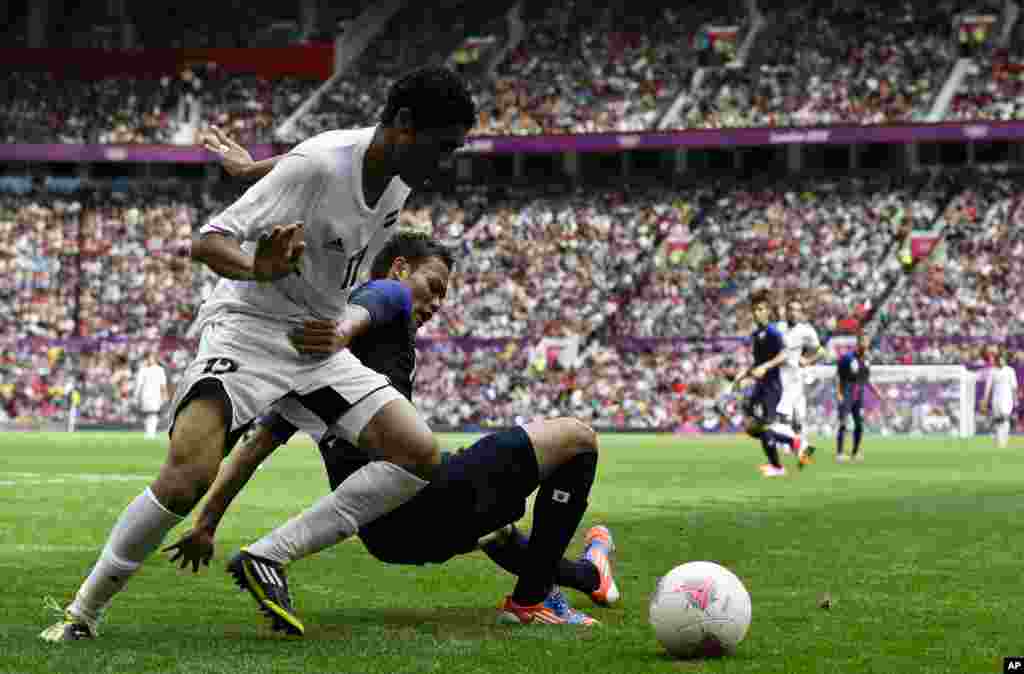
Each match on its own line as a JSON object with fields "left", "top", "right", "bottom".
{"left": 299, "top": 606, "right": 604, "bottom": 642}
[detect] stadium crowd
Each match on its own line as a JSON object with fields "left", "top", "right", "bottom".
{"left": 9, "top": 0, "right": 1024, "bottom": 144}
{"left": 0, "top": 68, "right": 320, "bottom": 145}
{"left": 1, "top": 176, "right": 1021, "bottom": 431}
{"left": 684, "top": 0, "right": 954, "bottom": 128}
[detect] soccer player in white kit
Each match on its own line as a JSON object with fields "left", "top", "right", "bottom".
{"left": 776, "top": 297, "right": 825, "bottom": 466}
{"left": 42, "top": 67, "right": 475, "bottom": 641}
{"left": 133, "top": 353, "right": 168, "bottom": 439}
{"left": 981, "top": 348, "right": 1019, "bottom": 449}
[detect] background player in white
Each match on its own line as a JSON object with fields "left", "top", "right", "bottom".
{"left": 981, "top": 347, "right": 1019, "bottom": 449}
{"left": 777, "top": 297, "right": 825, "bottom": 466}
{"left": 133, "top": 353, "right": 168, "bottom": 440}
{"left": 42, "top": 67, "right": 475, "bottom": 641}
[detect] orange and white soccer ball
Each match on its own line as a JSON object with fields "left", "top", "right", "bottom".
{"left": 649, "top": 561, "right": 752, "bottom": 658}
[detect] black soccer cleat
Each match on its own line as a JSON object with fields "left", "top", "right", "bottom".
{"left": 39, "top": 612, "right": 97, "bottom": 642}
{"left": 227, "top": 548, "right": 304, "bottom": 636}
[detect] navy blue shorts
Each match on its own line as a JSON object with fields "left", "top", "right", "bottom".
{"left": 744, "top": 378, "right": 782, "bottom": 426}
{"left": 354, "top": 427, "right": 540, "bottom": 566}
{"left": 837, "top": 396, "right": 864, "bottom": 421}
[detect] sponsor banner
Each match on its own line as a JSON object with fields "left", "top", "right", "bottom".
{"left": 0, "top": 144, "right": 281, "bottom": 163}
{"left": 4, "top": 121, "right": 1024, "bottom": 160}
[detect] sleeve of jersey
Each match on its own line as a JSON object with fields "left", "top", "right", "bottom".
{"left": 258, "top": 411, "right": 299, "bottom": 445}
{"left": 349, "top": 280, "right": 413, "bottom": 326}
{"left": 200, "top": 154, "right": 327, "bottom": 243}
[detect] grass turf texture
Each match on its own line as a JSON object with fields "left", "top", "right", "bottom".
{"left": 1, "top": 431, "right": 1022, "bottom": 674}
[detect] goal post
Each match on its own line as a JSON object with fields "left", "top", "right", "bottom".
{"left": 802, "top": 364, "right": 976, "bottom": 439}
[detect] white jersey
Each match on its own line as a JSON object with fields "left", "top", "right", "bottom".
{"left": 989, "top": 365, "right": 1019, "bottom": 413}
{"left": 134, "top": 364, "right": 167, "bottom": 411}
{"left": 780, "top": 321, "right": 821, "bottom": 381}
{"left": 193, "top": 127, "right": 411, "bottom": 332}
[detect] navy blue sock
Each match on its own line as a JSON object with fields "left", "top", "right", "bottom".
{"left": 480, "top": 528, "right": 600, "bottom": 595}
{"left": 837, "top": 427, "right": 846, "bottom": 455}
{"left": 512, "top": 452, "right": 596, "bottom": 605}
{"left": 760, "top": 435, "right": 782, "bottom": 469}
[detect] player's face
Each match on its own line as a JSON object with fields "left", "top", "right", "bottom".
{"left": 401, "top": 256, "right": 450, "bottom": 327}
{"left": 394, "top": 122, "right": 469, "bottom": 188}
{"left": 787, "top": 302, "right": 805, "bottom": 324}
{"left": 752, "top": 302, "right": 771, "bottom": 326}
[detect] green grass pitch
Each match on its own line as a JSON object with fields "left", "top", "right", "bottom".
{"left": 1, "top": 431, "right": 1022, "bottom": 673}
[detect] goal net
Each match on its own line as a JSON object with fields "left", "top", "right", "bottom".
{"left": 801, "top": 364, "right": 976, "bottom": 438}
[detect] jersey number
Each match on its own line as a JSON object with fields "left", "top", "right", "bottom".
{"left": 341, "top": 246, "right": 369, "bottom": 289}
{"left": 202, "top": 358, "right": 239, "bottom": 375}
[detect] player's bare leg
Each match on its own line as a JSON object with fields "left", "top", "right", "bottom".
{"left": 42, "top": 395, "right": 229, "bottom": 641}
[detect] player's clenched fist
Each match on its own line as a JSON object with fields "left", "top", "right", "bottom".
{"left": 253, "top": 222, "right": 305, "bottom": 282}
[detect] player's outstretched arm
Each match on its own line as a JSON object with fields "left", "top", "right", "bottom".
{"left": 200, "top": 126, "right": 285, "bottom": 179}
{"left": 193, "top": 223, "right": 305, "bottom": 281}
{"left": 163, "top": 423, "right": 287, "bottom": 572}
{"left": 801, "top": 345, "right": 826, "bottom": 368}
{"left": 191, "top": 151, "right": 326, "bottom": 280}
{"left": 752, "top": 350, "right": 788, "bottom": 379}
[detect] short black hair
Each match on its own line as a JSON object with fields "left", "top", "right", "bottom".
{"left": 370, "top": 231, "right": 455, "bottom": 279}
{"left": 749, "top": 289, "right": 774, "bottom": 308}
{"left": 380, "top": 67, "right": 476, "bottom": 130}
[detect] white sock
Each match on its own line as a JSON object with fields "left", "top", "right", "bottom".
{"left": 144, "top": 414, "right": 159, "bottom": 438}
{"left": 247, "top": 462, "right": 427, "bottom": 565}
{"left": 997, "top": 421, "right": 1010, "bottom": 448}
{"left": 68, "top": 487, "right": 184, "bottom": 622}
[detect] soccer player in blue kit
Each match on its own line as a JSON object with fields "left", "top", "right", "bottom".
{"left": 835, "top": 333, "right": 887, "bottom": 462}
{"left": 164, "top": 232, "right": 618, "bottom": 632}
{"left": 731, "top": 290, "right": 799, "bottom": 476}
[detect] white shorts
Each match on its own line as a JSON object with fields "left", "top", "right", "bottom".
{"left": 170, "top": 314, "right": 396, "bottom": 440}
{"left": 777, "top": 377, "right": 806, "bottom": 421}
{"left": 271, "top": 387, "right": 403, "bottom": 446}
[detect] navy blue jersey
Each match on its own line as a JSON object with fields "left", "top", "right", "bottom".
{"left": 348, "top": 279, "right": 417, "bottom": 400}
{"left": 837, "top": 351, "right": 871, "bottom": 400}
{"left": 751, "top": 323, "right": 785, "bottom": 385}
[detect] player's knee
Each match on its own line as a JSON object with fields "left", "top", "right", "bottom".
{"left": 561, "top": 417, "right": 598, "bottom": 456}
{"left": 524, "top": 417, "right": 598, "bottom": 476}
{"left": 403, "top": 431, "right": 441, "bottom": 470}
{"left": 153, "top": 446, "right": 220, "bottom": 513}
{"left": 157, "top": 397, "right": 230, "bottom": 511}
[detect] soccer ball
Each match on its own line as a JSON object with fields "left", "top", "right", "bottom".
{"left": 649, "top": 561, "right": 752, "bottom": 658}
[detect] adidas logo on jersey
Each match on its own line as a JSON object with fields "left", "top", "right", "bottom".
{"left": 326, "top": 237, "right": 346, "bottom": 254}
{"left": 383, "top": 209, "right": 399, "bottom": 228}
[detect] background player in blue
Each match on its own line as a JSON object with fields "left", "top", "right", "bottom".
{"left": 731, "top": 290, "right": 796, "bottom": 477}
{"left": 164, "top": 233, "right": 617, "bottom": 630}
{"left": 836, "top": 333, "right": 887, "bottom": 462}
